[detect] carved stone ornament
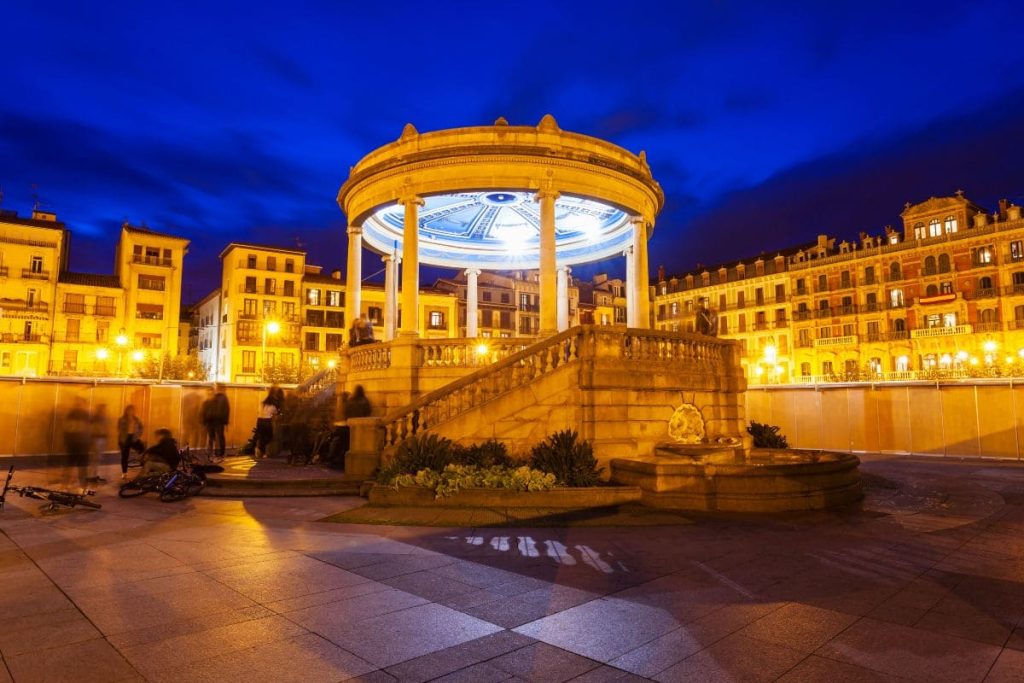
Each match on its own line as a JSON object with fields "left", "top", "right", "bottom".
{"left": 668, "top": 403, "right": 705, "bottom": 444}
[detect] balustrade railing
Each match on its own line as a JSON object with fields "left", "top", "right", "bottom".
{"left": 418, "top": 338, "right": 534, "bottom": 367}
{"left": 349, "top": 343, "right": 392, "bottom": 371}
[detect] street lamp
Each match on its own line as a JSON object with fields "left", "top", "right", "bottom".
{"left": 115, "top": 331, "right": 129, "bottom": 375}
{"left": 261, "top": 320, "right": 281, "bottom": 382}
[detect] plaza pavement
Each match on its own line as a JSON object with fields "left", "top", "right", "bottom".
{"left": 0, "top": 455, "right": 1022, "bottom": 682}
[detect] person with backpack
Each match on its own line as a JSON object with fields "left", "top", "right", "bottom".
{"left": 201, "top": 384, "right": 230, "bottom": 459}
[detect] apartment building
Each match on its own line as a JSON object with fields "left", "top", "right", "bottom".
{"left": 654, "top": 191, "right": 1024, "bottom": 383}
{"left": 0, "top": 210, "right": 188, "bottom": 377}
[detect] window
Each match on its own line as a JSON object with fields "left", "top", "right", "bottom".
{"left": 136, "top": 303, "right": 163, "bottom": 320}
{"left": 64, "top": 293, "right": 85, "bottom": 314}
{"left": 914, "top": 223, "right": 926, "bottom": 240}
{"left": 670, "top": 301, "right": 679, "bottom": 315}
{"left": 842, "top": 324, "right": 854, "bottom": 336}
{"left": 817, "top": 274, "right": 827, "bottom": 291}
{"left": 283, "top": 281, "right": 294, "bottom": 297}
{"left": 926, "top": 284, "right": 938, "bottom": 296}
{"left": 775, "top": 284, "right": 785, "bottom": 302}
{"left": 818, "top": 299, "right": 830, "bottom": 310}
{"left": 980, "top": 308, "right": 997, "bottom": 323}
{"left": 429, "top": 311, "right": 444, "bottom": 328}
{"left": 800, "top": 362, "right": 811, "bottom": 378}
{"left": 244, "top": 276, "right": 257, "bottom": 293}
{"left": 247, "top": 254, "right": 257, "bottom": 268}
{"left": 367, "top": 306, "right": 382, "bottom": 324}
{"left": 923, "top": 354, "right": 937, "bottom": 369}
{"left": 238, "top": 321, "right": 257, "bottom": 341}
{"left": 243, "top": 299, "right": 257, "bottom": 317}
{"left": 924, "top": 256, "right": 936, "bottom": 275}
{"left": 138, "top": 274, "right": 165, "bottom": 291}
{"left": 305, "top": 332, "right": 319, "bottom": 351}
{"left": 928, "top": 219, "right": 941, "bottom": 237}
{"left": 938, "top": 254, "right": 951, "bottom": 273}
{"left": 65, "top": 318, "right": 80, "bottom": 342}
{"left": 869, "top": 358, "right": 882, "bottom": 375}
{"left": 266, "top": 256, "right": 276, "bottom": 271}
{"left": 96, "top": 322, "right": 109, "bottom": 342}
{"left": 307, "top": 288, "right": 321, "bottom": 306}
{"left": 326, "top": 334, "right": 342, "bottom": 352}
{"left": 282, "top": 301, "right": 295, "bottom": 318}
{"left": 890, "top": 233, "right": 900, "bottom": 245}
{"left": 263, "top": 300, "right": 276, "bottom": 317}
{"left": 944, "top": 215, "right": 958, "bottom": 234}
{"left": 943, "top": 312, "right": 957, "bottom": 327}
{"left": 819, "top": 326, "right": 831, "bottom": 339}
{"left": 890, "top": 289, "right": 904, "bottom": 307}
{"left": 23, "top": 321, "right": 33, "bottom": 339}
{"left": 326, "top": 311, "right": 344, "bottom": 328}
{"left": 719, "top": 294, "right": 726, "bottom": 310}
{"left": 264, "top": 352, "right": 275, "bottom": 368}
{"left": 796, "top": 278, "right": 806, "bottom": 294}
{"left": 30, "top": 256, "right": 43, "bottom": 273}
{"left": 822, "top": 361, "right": 834, "bottom": 376}
{"left": 285, "top": 259, "right": 294, "bottom": 273}
{"left": 26, "top": 288, "right": 36, "bottom": 307}
{"left": 306, "top": 309, "right": 325, "bottom": 326}
{"left": 264, "top": 279, "right": 276, "bottom": 295}
{"left": 482, "top": 291, "right": 492, "bottom": 302}
{"left": 925, "top": 314, "right": 941, "bottom": 328}
{"left": 866, "top": 292, "right": 877, "bottom": 309}
{"left": 940, "top": 281, "right": 953, "bottom": 294}
{"left": 327, "top": 290, "right": 341, "bottom": 307}
{"left": 1015, "top": 305, "right": 1024, "bottom": 322}
{"left": 242, "top": 351, "right": 256, "bottom": 373}
{"left": 96, "top": 296, "right": 115, "bottom": 316}
{"left": 1012, "top": 241, "right": 1024, "bottom": 262}
{"left": 798, "top": 329, "right": 811, "bottom": 346}
{"left": 755, "top": 288, "right": 764, "bottom": 305}
{"left": 867, "top": 321, "right": 880, "bottom": 338}
{"left": 719, "top": 317, "right": 728, "bottom": 334}
{"left": 845, "top": 359, "right": 858, "bottom": 375}
{"left": 840, "top": 271, "right": 851, "bottom": 288}
{"left": 500, "top": 293, "right": 510, "bottom": 304}
{"left": 889, "top": 262, "right": 901, "bottom": 280}
{"left": 63, "top": 349, "right": 78, "bottom": 371}
{"left": 979, "top": 276, "right": 993, "bottom": 292}
{"left": 895, "top": 355, "right": 910, "bottom": 372}
{"left": 864, "top": 267, "right": 875, "bottom": 285}
{"left": 974, "top": 247, "right": 993, "bottom": 264}
{"left": 893, "top": 318, "right": 906, "bottom": 332}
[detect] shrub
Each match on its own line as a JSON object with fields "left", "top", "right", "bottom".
{"left": 747, "top": 421, "right": 789, "bottom": 449}
{"left": 376, "top": 433, "right": 455, "bottom": 483}
{"left": 390, "top": 464, "right": 556, "bottom": 498}
{"left": 453, "top": 439, "right": 513, "bottom": 468}
{"left": 528, "top": 430, "right": 602, "bottom": 487}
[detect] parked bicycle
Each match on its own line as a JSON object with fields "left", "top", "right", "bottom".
{"left": 118, "top": 446, "right": 222, "bottom": 502}
{"left": 1, "top": 466, "right": 101, "bottom": 512}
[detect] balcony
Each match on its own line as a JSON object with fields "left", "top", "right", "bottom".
{"left": 753, "top": 321, "right": 770, "bottom": 331}
{"left": 885, "top": 273, "right": 903, "bottom": 282}
{"left": 94, "top": 305, "right": 116, "bottom": 316}
{"left": 814, "top": 308, "right": 833, "bottom": 319}
{"left": 0, "top": 333, "right": 46, "bottom": 343}
{"left": 21, "top": 268, "right": 49, "bottom": 279}
{"left": 794, "top": 288, "right": 810, "bottom": 297}
{"left": 887, "top": 299, "right": 910, "bottom": 309}
{"left": 814, "top": 284, "right": 830, "bottom": 293}
{"left": 63, "top": 303, "right": 86, "bottom": 314}
{"left": 136, "top": 311, "right": 164, "bottom": 321}
{"left": 814, "top": 335, "right": 858, "bottom": 348}
{"left": 911, "top": 324, "right": 972, "bottom": 339}
{"left": 966, "top": 288, "right": 998, "bottom": 300}
{"left": 774, "top": 295, "right": 787, "bottom": 303}
{"left": 1004, "top": 284, "right": 1024, "bottom": 296}
{"left": 796, "top": 338, "right": 814, "bottom": 349}
{"left": 793, "top": 310, "right": 812, "bottom": 321}
{"left": 1008, "top": 319, "right": 1024, "bottom": 330}
{"left": 238, "top": 284, "right": 259, "bottom": 294}
{"left": 836, "top": 305, "right": 858, "bottom": 316}
{"left": 518, "top": 303, "right": 539, "bottom": 312}
{"left": 239, "top": 311, "right": 259, "bottom": 320}
{"left": 835, "top": 280, "right": 856, "bottom": 291}
{"left": 773, "top": 319, "right": 789, "bottom": 328}
{"left": 132, "top": 255, "right": 173, "bottom": 267}
{"left": 974, "top": 321, "right": 1003, "bottom": 333}
{"left": 863, "top": 302, "right": 883, "bottom": 312}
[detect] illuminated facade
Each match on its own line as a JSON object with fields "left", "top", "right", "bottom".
{"left": 654, "top": 192, "right": 1024, "bottom": 383}
{"left": 0, "top": 210, "right": 188, "bottom": 377}
{"left": 195, "top": 242, "right": 458, "bottom": 383}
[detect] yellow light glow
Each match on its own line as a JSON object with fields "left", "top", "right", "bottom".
{"left": 187, "top": 371, "right": 195, "bottom": 379}
{"left": 95, "top": 348, "right": 109, "bottom": 360}
{"left": 762, "top": 344, "right": 777, "bottom": 363}
{"left": 956, "top": 351, "right": 969, "bottom": 361}
{"left": 265, "top": 321, "right": 281, "bottom": 335}
{"left": 983, "top": 340, "right": 998, "bottom": 353}
{"left": 132, "top": 350, "right": 145, "bottom": 362}
{"left": 1018, "top": 348, "right": 1024, "bottom": 359}
{"left": 970, "top": 357, "right": 979, "bottom": 366}
{"left": 754, "top": 366, "right": 764, "bottom": 376}
{"left": 115, "top": 334, "right": 128, "bottom": 347}
{"left": 475, "top": 343, "right": 489, "bottom": 356}
{"left": 773, "top": 365, "right": 783, "bottom": 376}
{"left": 1005, "top": 356, "right": 1015, "bottom": 365}
{"left": 327, "top": 359, "right": 337, "bottom": 369}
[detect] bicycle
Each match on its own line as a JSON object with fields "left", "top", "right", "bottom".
{"left": 1, "top": 466, "right": 102, "bottom": 512}
{"left": 159, "top": 447, "right": 215, "bottom": 502}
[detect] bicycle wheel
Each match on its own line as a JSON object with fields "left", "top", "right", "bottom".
{"left": 76, "top": 498, "right": 102, "bottom": 509}
{"left": 118, "top": 479, "right": 149, "bottom": 498}
{"left": 159, "top": 481, "right": 188, "bottom": 503}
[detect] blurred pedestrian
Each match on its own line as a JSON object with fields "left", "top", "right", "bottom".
{"left": 139, "top": 428, "right": 180, "bottom": 476}
{"left": 254, "top": 388, "right": 279, "bottom": 459}
{"left": 117, "top": 405, "right": 145, "bottom": 481}
{"left": 63, "top": 397, "right": 91, "bottom": 490}
{"left": 86, "top": 403, "right": 109, "bottom": 484}
{"left": 201, "top": 384, "right": 230, "bottom": 459}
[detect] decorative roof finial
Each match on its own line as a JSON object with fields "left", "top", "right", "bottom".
{"left": 400, "top": 123, "right": 418, "bottom": 141}
{"left": 494, "top": 116, "right": 509, "bottom": 126}
{"left": 537, "top": 114, "right": 560, "bottom": 132}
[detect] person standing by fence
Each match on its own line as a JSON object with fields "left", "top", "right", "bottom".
{"left": 86, "top": 403, "right": 109, "bottom": 484}
{"left": 201, "top": 385, "right": 230, "bottom": 459}
{"left": 117, "top": 405, "right": 145, "bottom": 481}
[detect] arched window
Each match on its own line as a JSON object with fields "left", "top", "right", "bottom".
{"left": 938, "top": 254, "right": 951, "bottom": 273}
{"left": 895, "top": 355, "right": 910, "bottom": 371}
{"left": 890, "top": 289, "right": 904, "bottom": 307}
{"left": 926, "top": 284, "right": 938, "bottom": 296}
{"left": 817, "top": 274, "right": 827, "bottom": 291}
{"left": 893, "top": 318, "right": 906, "bottom": 332}
{"left": 924, "top": 256, "right": 937, "bottom": 275}
{"left": 980, "top": 276, "right": 993, "bottom": 291}
{"left": 914, "top": 222, "right": 926, "bottom": 240}
{"left": 981, "top": 308, "right": 996, "bottom": 323}
{"left": 889, "top": 262, "right": 901, "bottom": 280}
{"left": 944, "top": 215, "right": 958, "bottom": 233}
{"left": 929, "top": 219, "right": 941, "bottom": 237}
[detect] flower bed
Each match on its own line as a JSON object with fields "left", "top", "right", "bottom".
{"left": 368, "top": 483, "right": 642, "bottom": 509}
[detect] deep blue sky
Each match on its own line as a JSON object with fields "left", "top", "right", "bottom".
{"left": 2, "top": 1, "right": 1023, "bottom": 302}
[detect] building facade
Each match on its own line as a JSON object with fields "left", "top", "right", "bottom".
{"left": 654, "top": 192, "right": 1024, "bottom": 383}
{"left": 0, "top": 210, "right": 188, "bottom": 377}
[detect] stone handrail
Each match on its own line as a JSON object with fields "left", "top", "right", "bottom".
{"left": 349, "top": 343, "right": 392, "bottom": 371}
{"left": 418, "top": 337, "right": 536, "bottom": 367}
{"left": 296, "top": 366, "right": 337, "bottom": 396}
{"left": 380, "top": 326, "right": 734, "bottom": 448}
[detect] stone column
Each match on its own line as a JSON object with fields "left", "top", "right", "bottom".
{"left": 556, "top": 266, "right": 571, "bottom": 331}
{"left": 399, "top": 195, "right": 423, "bottom": 337}
{"left": 633, "top": 216, "right": 651, "bottom": 329}
{"left": 383, "top": 251, "right": 400, "bottom": 341}
{"left": 465, "top": 268, "right": 481, "bottom": 338}
{"left": 345, "top": 225, "right": 362, "bottom": 326}
{"left": 536, "top": 189, "right": 559, "bottom": 336}
{"left": 624, "top": 246, "right": 636, "bottom": 327}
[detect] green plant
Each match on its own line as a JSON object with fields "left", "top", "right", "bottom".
{"left": 528, "top": 430, "right": 602, "bottom": 487}
{"left": 389, "top": 464, "right": 556, "bottom": 498}
{"left": 747, "top": 421, "right": 789, "bottom": 449}
{"left": 375, "top": 433, "right": 456, "bottom": 483}
{"left": 453, "top": 439, "right": 513, "bottom": 468}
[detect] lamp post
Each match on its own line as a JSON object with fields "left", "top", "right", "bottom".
{"left": 115, "top": 332, "right": 128, "bottom": 375}
{"left": 261, "top": 320, "right": 280, "bottom": 383}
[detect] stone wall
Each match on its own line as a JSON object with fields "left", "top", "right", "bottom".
{"left": 0, "top": 378, "right": 272, "bottom": 457}
{"left": 746, "top": 382, "right": 1024, "bottom": 460}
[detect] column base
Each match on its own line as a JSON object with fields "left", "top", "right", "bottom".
{"left": 538, "top": 328, "right": 559, "bottom": 339}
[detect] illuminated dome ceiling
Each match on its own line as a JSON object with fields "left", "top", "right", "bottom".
{"left": 361, "top": 191, "right": 632, "bottom": 269}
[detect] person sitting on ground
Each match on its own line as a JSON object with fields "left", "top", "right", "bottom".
{"left": 139, "top": 429, "right": 181, "bottom": 476}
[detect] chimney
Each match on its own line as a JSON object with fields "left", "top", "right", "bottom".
{"left": 331, "top": 269, "right": 341, "bottom": 280}
{"left": 657, "top": 265, "right": 665, "bottom": 282}
{"left": 974, "top": 211, "right": 988, "bottom": 228}
{"left": 1008, "top": 204, "right": 1022, "bottom": 221}
{"left": 999, "top": 199, "right": 1009, "bottom": 220}
{"left": 31, "top": 210, "right": 56, "bottom": 222}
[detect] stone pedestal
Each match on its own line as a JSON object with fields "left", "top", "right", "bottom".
{"left": 341, "top": 417, "right": 384, "bottom": 482}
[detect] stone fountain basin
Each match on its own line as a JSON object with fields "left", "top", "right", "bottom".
{"left": 610, "top": 448, "right": 862, "bottom": 513}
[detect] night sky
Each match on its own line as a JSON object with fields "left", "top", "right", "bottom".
{"left": 3, "top": 1, "right": 1023, "bottom": 302}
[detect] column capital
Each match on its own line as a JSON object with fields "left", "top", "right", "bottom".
{"left": 382, "top": 253, "right": 400, "bottom": 264}
{"left": 398, "top": 194, "right": 425, "bottom": 207}
{"left": 557, "top": 265, "right": 572, "bottom": 274}
{"left": 464, "top": 268, "right": 482, "bottom": 277}
{"left": 534, "top": 189, "right": 560, "bottom": 202}
{"left": 347, "top": 224, "right": 363, "bottom": 236}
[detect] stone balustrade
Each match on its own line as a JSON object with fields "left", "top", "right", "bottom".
{"left": 418, "top": 338, "right": 534, "bottom": 368}
{"left": 349, "top": 344, "right": 392, "bottom": 371}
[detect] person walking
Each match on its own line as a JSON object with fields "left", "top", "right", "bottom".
{"left": 201, "top": 384, "right": 230, "bottom": 459}
{"left": 117, "top": 405, "right": 145, "bottom": 481}
{"left": 254, "top": 389, "right": 279, "bottom": 459}
{"left": 86, "top": 403, "right": 109, "bottom": 484}
{"left": 63, "top": 398, "right": 91, "bottom": 491}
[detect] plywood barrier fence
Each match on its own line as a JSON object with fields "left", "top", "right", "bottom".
{"left": 746, "top": 381, "right": 1024, "bottom": 460}
{"left": 0, "top": 379, "right": 273, "bottom": 457}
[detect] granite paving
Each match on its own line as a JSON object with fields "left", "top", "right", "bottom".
{"left": 0, "top": 455, "right": 1022, "bottom": 681}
